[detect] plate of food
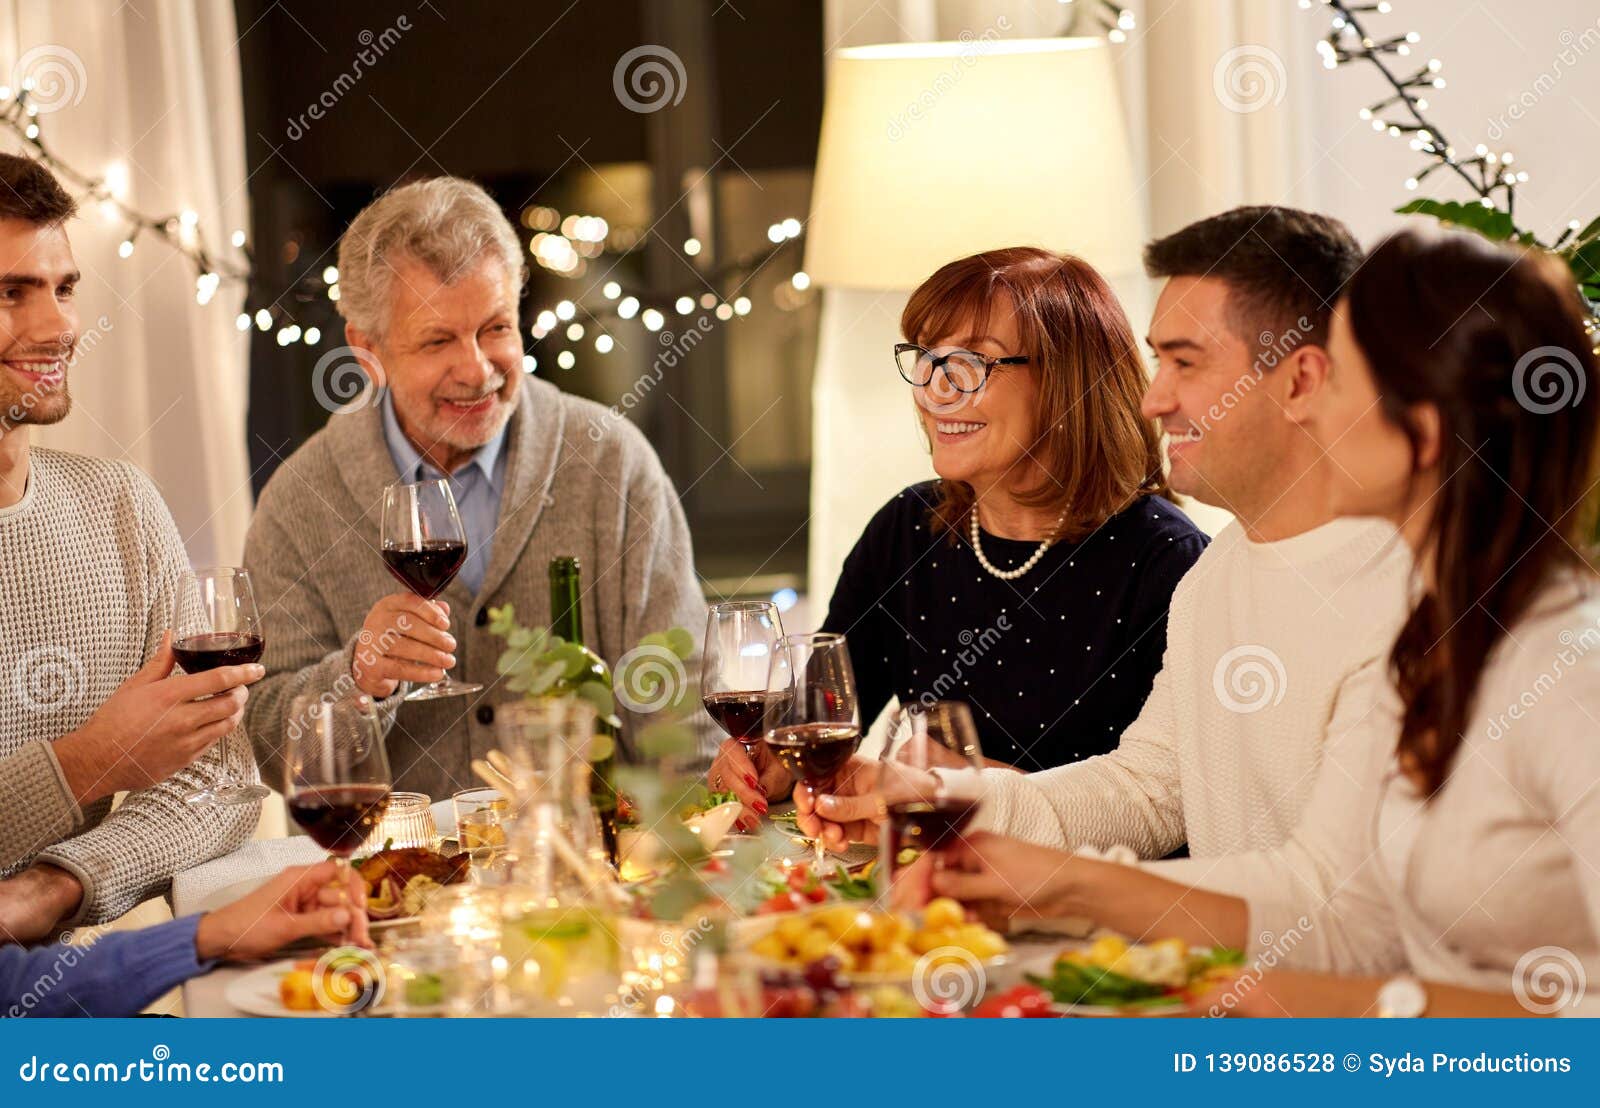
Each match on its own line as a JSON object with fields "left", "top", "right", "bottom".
{"left": 224, "top": 952, "right": 386, "bottom": 1018}
{"left": 734, "top": 897, "right": 1009, "bottom": 995}
{"left": 1024, "top": 935, "right": 1243, "bottom": 1016}
{"left": 356, "top": 845, "right": 471, "bottom": 928}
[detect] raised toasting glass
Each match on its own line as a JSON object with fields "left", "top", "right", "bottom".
{"left": 380, "top": 478, "right": 483, "bottom": 700}
{"left": 284, "top": 692, "right": 392, "bottom": 864}
{"left": 882, "top": 700, "right": 984, "bottom": 889}
{"left": 763, "top": 632, "right": 860, "bottom": 868}
{"left": 171, "top": 566, "right": 270, "bottom": 806}
{"left": 701, "top": 600, "right": 788, "bottom": 759}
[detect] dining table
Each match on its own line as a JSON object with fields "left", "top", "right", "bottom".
{"left": 172, "top": 803, "right": 1082, "bottom": 1017}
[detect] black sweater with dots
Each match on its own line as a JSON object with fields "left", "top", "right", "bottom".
{"left": 820, "top": 481, "right": 1208, "bottom": 772}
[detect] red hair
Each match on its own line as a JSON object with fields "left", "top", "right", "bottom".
{"left": 902, "top": 247, "right": 1169, "bottom": 542}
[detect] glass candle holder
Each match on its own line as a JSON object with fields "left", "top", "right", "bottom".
{"left": 361, "top": 790, "right": 436, "bottom": 853}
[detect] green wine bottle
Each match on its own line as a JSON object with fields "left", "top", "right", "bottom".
{"left": 547, "top": 556, "right": 620, "bottom": 868}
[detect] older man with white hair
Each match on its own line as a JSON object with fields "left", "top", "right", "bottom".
{"left": 243, "top": 177, "right": 710, "bottom": 799}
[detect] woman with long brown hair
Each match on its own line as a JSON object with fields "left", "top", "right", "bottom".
{"left": 924, "top": 228, "right": 1600, "bottom": 1015}
{"left": 709, "top": 247, "right": 1206, "bottom": 806}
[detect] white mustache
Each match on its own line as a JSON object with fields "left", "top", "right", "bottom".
{"left": 439, "top": 376, "right": 506, "bottom": 402}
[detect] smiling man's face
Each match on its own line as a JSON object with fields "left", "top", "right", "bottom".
{"left": 0, "top": 217, "right": 80, "bottom": 433}
{"left": 349, "top": 252, "right": 522, "bottom": 472}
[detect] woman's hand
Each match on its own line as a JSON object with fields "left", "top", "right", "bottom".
{"left": 707, "top": 739, "right": 789, "bottom": 831}
{"left": 194, "top": 860, "right": 370, "bottom": 962}
{"left": 928, "top": 831, "right": 1086, "bottom": 922}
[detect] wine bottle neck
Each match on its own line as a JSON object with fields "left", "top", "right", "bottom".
{"left": 549, "top": 558, "right": 584, "bottom": 643}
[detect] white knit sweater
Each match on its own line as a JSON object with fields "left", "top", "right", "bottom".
{"left": 1157, "top": 578, "right": 1600, "bottom": 1000}
{"left": 943, "top": 517, "right": 1413, "bottom": 858}
{"left": 0, "top": 449, "right": 259, "bottom": 923}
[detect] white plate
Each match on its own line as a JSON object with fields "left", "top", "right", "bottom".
{"left": 1016, "top": 947, "right": 1195, "bottom": 1017}
{"left": 224, "top": 960, "right": 340, "bottom": 1018}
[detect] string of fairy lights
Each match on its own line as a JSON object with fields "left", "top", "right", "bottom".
{"left": 4, "top": 10, "right": 1150, "bottom": 371}
{"left": 1309, "top": 0, "right": 1600, "bottom": 338}
{"left": 1, "top": 69, "right": 816, "bottom": 367}
{"left": 1304, "top": 0, "right": 1527, "bottom": 214}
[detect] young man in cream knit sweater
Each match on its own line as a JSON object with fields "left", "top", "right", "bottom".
{"left": 0, "top": 156, "right": 263, "bottom": 939}
{"left": 801, "top": 207, "right": 1413, "bottom": 859}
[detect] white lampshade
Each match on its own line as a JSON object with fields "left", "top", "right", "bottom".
{"left": 804, "top": 37, "right": 1143, "bottom": 290}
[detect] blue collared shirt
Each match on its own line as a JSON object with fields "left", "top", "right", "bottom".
{"left": 379, "top": 391, "right": 509, "bottom": 596}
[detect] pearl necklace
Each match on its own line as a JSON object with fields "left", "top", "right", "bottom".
{"left": 969, "top": 504, "right": 1070, "bottom": 581}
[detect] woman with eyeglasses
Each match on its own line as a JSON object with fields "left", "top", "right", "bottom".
{"left": 921, "top": 229, "right": 1600, "bottom": 1016}
{"left": 709, "top": 247, "right": 1206, "bottom": 809}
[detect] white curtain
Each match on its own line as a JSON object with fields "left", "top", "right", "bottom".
{"left": 0, "top": 0, "right": 252, "bottom": 567}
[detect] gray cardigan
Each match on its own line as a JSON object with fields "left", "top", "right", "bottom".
{"left": 242, "top": 375, "right": 711, "bottom": 800}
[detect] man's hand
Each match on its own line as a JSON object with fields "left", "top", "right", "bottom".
{"left": 350, "top": 593, "right": 456, "bottom": 698}
{"left": 0, "top": 864, "right": 84, "bottom": 942}
{"left": 53, "top": 632, "right": 264, "bottom": 806}
{"left": 707, "top": 739, "right": 791, "bottom": 830}
{"left": 795, "top": 758, "right": 942, "bottom": 851}
{"left": 194, "top": 860, "right": 370, "bottom": 962}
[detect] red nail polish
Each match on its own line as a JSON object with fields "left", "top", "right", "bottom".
{"left": 753, "top": 799, "right": 769, "bottom": 814}
{"left": 745, "top": 773, "right": 759, "bottom": 789}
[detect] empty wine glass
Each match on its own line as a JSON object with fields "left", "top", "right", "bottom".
{"left": 172, "top": 567, "right": 270, "bottom": 806}
{"left": 380, "top": 479, "right": 482, "bottom": 700}
{"left": 763, "top": 632, "right": 859, "bottom": 869}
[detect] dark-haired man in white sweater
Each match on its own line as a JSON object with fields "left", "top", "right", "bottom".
{"left": 0, "top": 154, "right": 263, "bottom": 940}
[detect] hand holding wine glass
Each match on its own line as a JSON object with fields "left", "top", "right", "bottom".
{"left": 170, "top": 567, "right": 271, "bottom": 805}
{"left": 380, "top": 479, "right": 482, "bottom": 700}
{"left": 51, "top": 631, "right": 263, "bottom": 808}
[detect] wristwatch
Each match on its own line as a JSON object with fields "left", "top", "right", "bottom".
{"left": 1376, "top": 973, "right": 1428, "bottom": 1017}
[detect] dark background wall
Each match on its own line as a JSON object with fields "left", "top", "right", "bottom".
{"left": 234, "top": 0, "right": 824, "bottom": 582}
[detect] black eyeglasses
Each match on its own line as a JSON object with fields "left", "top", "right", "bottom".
{"left": 894, "top": 343, "right": 1029, "bottom": 394}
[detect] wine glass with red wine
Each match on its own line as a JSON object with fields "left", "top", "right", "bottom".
{"left": 883, "top": 701, "right": 984, "bottom": 885}
{"left": 171, "top": 567, "right": 270, "bottom": 806}
{"left": 701, "top": 600, "right": 788, "bottom": 760}
{"left": 763, "top": 632, "right": 860, "bottom": 868}
{"left": 380, "top": 478, "right": 483, "bottom": 700}
{"left": 284, "top": 692, "right": 392, "bottom": 865}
